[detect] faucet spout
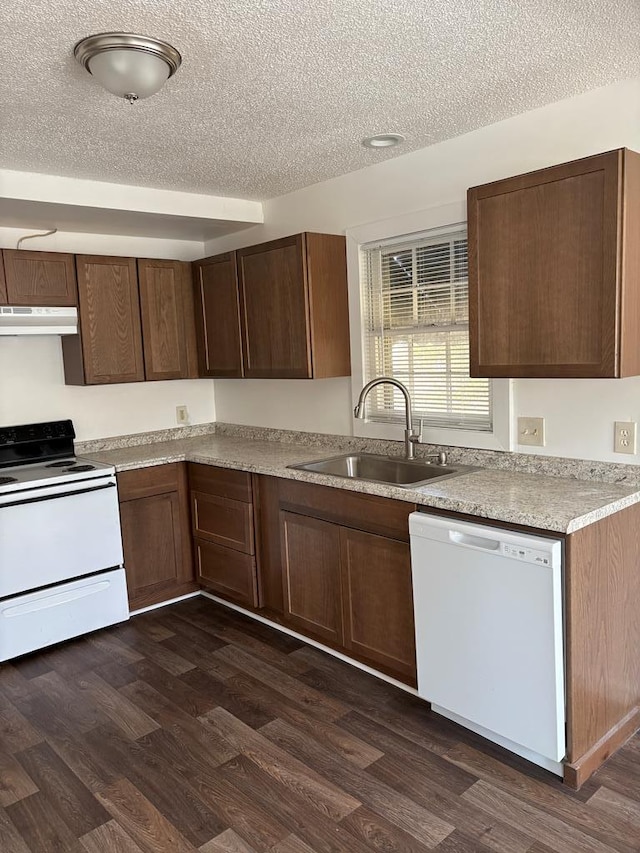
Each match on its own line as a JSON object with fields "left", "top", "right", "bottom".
{"left": 354, "top": 377, "right": 421, "bottom": 459}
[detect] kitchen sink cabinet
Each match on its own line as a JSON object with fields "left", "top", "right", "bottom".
{"left": 188, "top": 463, "right": 259, "bottom": 608}
{"left": 192, "top": 252, "right": 244, "bottom": 378}
{"left": 468, "top": 148, "right": 640, "bottom": 378}
{"left": 117, "top": 463, "right": 196, "bottom": 611}
{"left": 340, "top": 527, "right": 416, "bottom": 684}
{"left": 1, "top": 250, "right": 77, "bottom": 307}
{"left": 193, "top": 233, "right": 351, "bottom": 379}
{"left": 281, "top": 511, "right": 344, "bottom": 645}
{"left": 257, "top": 475, "right": 417, "bottom": 685}
{"left": 63, "top": 255, "right": 197, "bottom": 385}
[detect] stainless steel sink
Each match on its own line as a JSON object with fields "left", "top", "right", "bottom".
{"left": 288, "top": 453, "right": 475, "bottom": 488}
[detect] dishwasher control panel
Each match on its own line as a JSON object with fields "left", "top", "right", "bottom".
{"left": 501, "top": 543, "right": 551, "bottom": 566}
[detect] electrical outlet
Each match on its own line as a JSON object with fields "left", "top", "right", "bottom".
{"left": 176, "top": 405, "right": 189, "bottom": 425}
{"left": 614, "top": 421, "right": 636, "bottom": 454}
{"left": 517, "top": 417, "right": 545, "bottom": 447}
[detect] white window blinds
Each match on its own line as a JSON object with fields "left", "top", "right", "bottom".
{"left": 360, "top": 226, "right": 492, "bottom": 431}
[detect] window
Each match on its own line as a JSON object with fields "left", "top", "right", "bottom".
{"left": 360, "top": 224, "right": 492, "bottom": 431}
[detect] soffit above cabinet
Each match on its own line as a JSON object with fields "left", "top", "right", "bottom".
{"left": 0, "top": 172, "right": 263, "bottom": 241}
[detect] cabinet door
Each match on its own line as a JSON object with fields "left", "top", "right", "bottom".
{"left": 280, "top": 511, "right": 343, "bottom": 644}
{"left": 340, "top": 528, "right": 416, "bottom": 685}
{"left": 74, "top": 255, "right": 145, "bottom": 384}
{"left": 468, "top": 151, "right": 621, "bottom": 378}
{"left": 238, "top": 235, "right": 312, "bottom": 378}
{"left": 192, "top": 253, "right": 244, "bottom": 377}
{"left": 2, "top": 250, "right": 77, "bottom": 306}
{"left": 0, "top": 253, "right": 6, "bottom": 303}
{"left": 138, "top": 258, "right": 197, "bottom": 380}
{"left": 118, "top": 465, "right": 195, "bottom": 610}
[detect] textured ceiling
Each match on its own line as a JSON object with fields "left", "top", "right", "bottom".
{"left": 1, "top": 0, "right": 639, "bottom": 201}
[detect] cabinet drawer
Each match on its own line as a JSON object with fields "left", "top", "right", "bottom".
{"left": 117, "top": 463, "right": 181, "bottom": 501}
{"left": 188, "top": 463, "right": 252, "bottom": 502}
{"left": 191, "top": 491, "right": 254, "bottom": 554}
{"left": 196, "top": 540, "right": 258, "bottom": 607}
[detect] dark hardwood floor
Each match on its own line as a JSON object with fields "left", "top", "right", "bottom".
{"left": 1, "top": 596, "right": 639, "bottom": 852}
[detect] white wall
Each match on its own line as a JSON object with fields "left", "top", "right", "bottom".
{"left": 206, "top": 77, "right": 640, "bottom": 463}
{"left": 0, "top": 228, "right": 215, "bottom": 440}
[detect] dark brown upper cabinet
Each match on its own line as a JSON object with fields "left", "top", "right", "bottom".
{"left": 138, "top": 258, "right": 198, "bottom": 381}
{"left": 63, "top": 256, "right": 198, "bottom": 386}
{"left": 468, "top": 148, "right": 640, "bottom": 378}
{"left": 238, "top": 233, "right": 351, "bottom": 378}
{"left": 192, "top": 252, "right": 244, "bottom": 378}
{"left": 194, "top": 233, "right": 351, "bottom": 380}
{"left": 1, "top": 250, "right": 77, "bottom": 306}
{"left": 0, "top": 253, "right": 6, "bottom": 303}
{"left": 63, "top": 255, "right": 145, "bottom": 385}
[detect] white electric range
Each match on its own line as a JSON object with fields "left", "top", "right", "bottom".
{"left": 0, "top": 419, "right": 129, "bottom": 661}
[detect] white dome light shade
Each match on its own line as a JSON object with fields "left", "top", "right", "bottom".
{"left": 74, "top": 33, "right": 181, "bottom": 102}
{"left": 88, "top": 49, "right": 170, "bottom": 100}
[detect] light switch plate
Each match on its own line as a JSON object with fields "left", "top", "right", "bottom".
{"left": 614, "top": 421, "right": 636, "bottom": 454}
{"left": 176, "top": 405, "right": 189, "bottom": 425}
{"left": 517, "top": 417, "right": 545, "bottom": 447}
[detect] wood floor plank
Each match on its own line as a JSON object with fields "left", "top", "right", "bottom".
{"left": 444, "top": 741, "right": 639, "bottom": 851}
{"left": 5, "top": 791, "right": 85, "bottom": 852}
{"left": 74, "top": 671, "right": 160, "bottom": 740}
{"left": 114, "top": 627, "right": 196, "bottom": 676}
{"left": 0, "top": 694, "right": 43, "bottom": 755}
{"left": 213, "top": 644, "right": 349, "bottom": 723}
{"left": 0, "top": 748, "right": 39, "bottom": 807}
{"left": 95, "top": 777, "right": 198, "bottom": 853}
{"left": 0, "top": 807, "right": 32, "bottom": 853}
{"left": 587, "top": 784, "right": 640, "bottom": 831}
{"left": 180, "top": 666, "right": 277, "bottom": 728}
{"left": 339, "top": 803, "right": 435, "bottom": 852}
{"left": 80, "top": 819, "right": 147, "bottom": 853}
{"left": 340, "top": 710, "right": 477, "bottom": 794}
{"left": 260, "top": 716, "right": 454, "bottom": 848}
{"left": 28, "top": 670, "right": 108, "bottom": 733}
{"left": 269, "top": 836, "right": 317, "bottom": 853}
{"left": 83, "top": 723, "right": 226, "bottom": 847}
{"left": 14, "top": 741, "right": 110, "bottom": 835}
{"left": 131, "top": 658, "right": 218, "bottom": 717}
{"left": 199, "top": 827, "right": 259, "bottom": 853}
{"left": 219, "top": 753, "right": 380, "bottom": 853}
{"left": 462, "top": 780, "right": 620, "bottom": 853}
{"left": 120, "top": 680, "right": 239, "bottom": 765}
{"left": 367, "top": 747, "right": 534, "bottom": 853}
{"left": 229, "top": 670, "right": 384, "bottom": 766}
{"left": 200, "top": 706, "right": 361, "bottom": 822}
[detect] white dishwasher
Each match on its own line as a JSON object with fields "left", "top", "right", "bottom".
{"left": 409, "top": 511, "right": 565, "bottom": 775}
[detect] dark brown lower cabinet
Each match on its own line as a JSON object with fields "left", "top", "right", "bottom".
{"left": 188, "top": 463, "right": 258, "bottom": 608}
{"left": 340, "top": 528, "right": 416, "bottom": 684}
{"left": 117, "top": 464, "right": 196, "bottom": 611}
{"left": 258, "top": 476, "right": 417, "bottom": 685}
{"left": 281, "top": 511, "right": 343, "bottom": 645}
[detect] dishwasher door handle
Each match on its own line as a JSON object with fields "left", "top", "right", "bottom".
{"left": 449, "top": 530, "right": 501, "bottom": 551}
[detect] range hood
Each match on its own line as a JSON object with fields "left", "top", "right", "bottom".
{"left": 0, "top": 306, "right": 78, "bottom": 336}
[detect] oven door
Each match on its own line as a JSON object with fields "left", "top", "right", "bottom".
{"left": 0, "top": 477, "right": 124, "bottom": 598}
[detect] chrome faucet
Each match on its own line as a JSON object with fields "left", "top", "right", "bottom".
{"left": 354, "top": 377, "right": 423, "bottom": 460}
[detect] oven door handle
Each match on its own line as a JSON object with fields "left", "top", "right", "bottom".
{"left": 0, "top": 482, "right": 116, "bottom": 509}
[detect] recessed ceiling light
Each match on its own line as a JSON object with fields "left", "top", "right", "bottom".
{"left": 361, "top": 133, "right": 405, "bottom": 149}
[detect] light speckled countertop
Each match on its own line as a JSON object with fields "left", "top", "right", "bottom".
{"left": 83, "top": 433, "right": 640, "bottom": 534}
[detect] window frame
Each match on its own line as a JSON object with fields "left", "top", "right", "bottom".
{"left": 346, "top": 201, "right": 513, "bottom": 451}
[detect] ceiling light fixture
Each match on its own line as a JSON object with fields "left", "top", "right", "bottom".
{"left": 361, "top": 133, "right": 405, "bottom": 149}
{"left": 74, "top": 32, "right": 181, "bottom": 103}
